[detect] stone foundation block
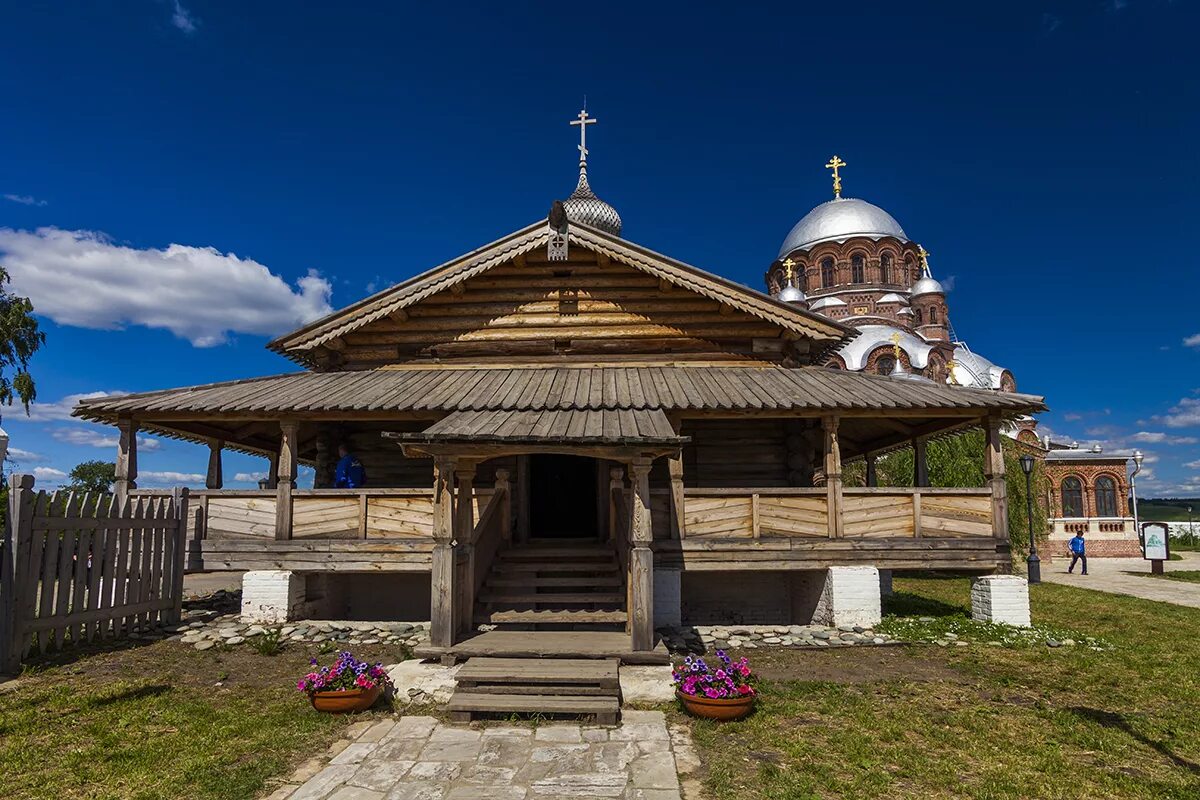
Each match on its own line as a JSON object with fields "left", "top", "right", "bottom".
{"left": 241, "top": 570, "right": 305, "bottom": 623}
{"left": 812, "top": 566, "right": 881, "bottom": 628}
{"left": 971, "top": 575, "right": 1031, "bottom": 627}
{"left": 653, "top": 568, "right": 682, "bottom": 627}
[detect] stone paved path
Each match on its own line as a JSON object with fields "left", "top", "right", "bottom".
{"left": 266, "top": 710, "right": 698, "bottom": 800}
{"left": 1040, "top": 551, "right": 1200, "bottom": 609}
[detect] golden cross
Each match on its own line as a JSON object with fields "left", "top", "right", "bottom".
{"left": 825, "top": 155, "right": 847, "bottom": 198}
{"left": 917, "top": 244, "right": 931, "bottom": 270}
{"left": 782, "top": 257, "right": 796, "bottom": 284}
{"left": 946, "top": 359, "right": 958, "bottom": 385}
{"left": 889, "top": 331, "right": 902, "bottom": 361}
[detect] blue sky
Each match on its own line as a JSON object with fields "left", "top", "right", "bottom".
{"left": 1, "top": 1, "right": 1198, "bottom": 495}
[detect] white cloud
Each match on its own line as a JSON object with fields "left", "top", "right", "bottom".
{"left": 140, "top": 470, "right": 204, "bottom": 484}
{"left": 170, "top": 0, "right": 198, "bottom": 33}
{"left": 50, "top": 426, "right": 161, "bottom": 451}
{"left": 6, "top": 447, "right": 47, "bottom": 462}
{"left": 6, "top": 390, "right": 124, "bottom": 423}
{"left": 4, "top": 193, "right": 47, "bottom": 207}
{"left": 1184, "top": 460, "right": 1200, "bottom": 470}
{"left": 1185, "top": 334, "right": 1200, "bottom": 349}
{"left": 1131, "top": 431, "right": 1199, "bottom": 445}
{"left": 0, "top": 227, "right": 333, "bottom": 347}
{"left": 1159, "top": 397, "right": 1200, "bottom": 429}
{"left": 233, "top": 471, "right": 269, "bottom": 483}
{"left": 32, "top": 466, "right": 67, "bottom": 481}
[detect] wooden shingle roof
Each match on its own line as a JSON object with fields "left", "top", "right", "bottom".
{"left": 385, "top": 408, "right": 687, "bottom": 448}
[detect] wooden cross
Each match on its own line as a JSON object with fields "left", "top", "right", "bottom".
{"left": 825, "top": 155, "right": 847, "bottom": 198}
{"left": 570, "top": 109, "right": 597, "bottom": 166}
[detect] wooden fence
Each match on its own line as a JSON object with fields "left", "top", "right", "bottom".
{"left": 1, "top": 475, "right": 188, "bottom": 673}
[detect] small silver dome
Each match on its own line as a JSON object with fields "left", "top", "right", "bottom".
{"left": 563, "top": 170, "right": 622, "bottom": 237}
{"left": 778, "top": 284, "right": 806, "bottom": 304}
{"left": 778, "top": 197, "right": 908, "bottom": 257}
{"left": 911, "top": 275, "right": 944, "bottom": 297}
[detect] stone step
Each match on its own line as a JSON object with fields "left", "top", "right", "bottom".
{"left": 486, "top": 575, "right": 624, "bottom": 588}
{"left": 456, "top": 656, "right": 619, "bottom": 690}
{"left": 478, "top": 591, "right": 625, "bottom": 605}
{"left": 446, "top": 690, "right": 619, "bottom": 724}
{"left": 475, "top": 608, "right": 628, "bottom": 625}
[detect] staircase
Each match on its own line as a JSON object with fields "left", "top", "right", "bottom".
{"left": 447, "top": 656, "right": 620, "bottom": 724}
{"left": 475, "top": 539, "right": 627, "bottom": 628}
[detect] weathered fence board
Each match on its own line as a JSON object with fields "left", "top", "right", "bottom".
{"left": 1, "top": 475, "right": 188, "bottom": 673}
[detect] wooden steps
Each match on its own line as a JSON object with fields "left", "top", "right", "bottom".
{"left": 477, "top": 591, "right": 624, "bottom": 604}
{"left": 447, "top": 657, "right": 621, "bottom": 724}
{"left": 486, "top": 575, "right": 623, "bottom": 588}
{"left": 493, "top": 561, "right": 618, "bottom": 573}
{"left": 475, "top": 608, "right": 627, "bottom": 625}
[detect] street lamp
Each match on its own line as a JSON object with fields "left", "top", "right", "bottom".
{"left": 1130, "top": 450, "right": 1144, "bottom": 538}
{"left": 1019, "top": 453, "right": 1041, "bottom": 584}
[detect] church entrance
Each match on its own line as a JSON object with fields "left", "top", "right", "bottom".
{"left": 528, "top": 454, "right": 599, "bottom": 538}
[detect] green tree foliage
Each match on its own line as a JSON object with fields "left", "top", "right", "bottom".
{"left": 0, "top": 265, "right": 45, "bottom": 411}
{"left": 66, "top": 460, "right": 117, "bottom": 494}
{"left": 843, "top": 430, "right": 1049, "bottom": 552}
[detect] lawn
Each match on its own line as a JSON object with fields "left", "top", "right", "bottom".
{"left": 0, "top": 640, "right": 399, "bottom": 799}
{"left": 1142, "top": 570, "right": 1200, "bottom": 584}
{"left": 687, "top": 577, "right": 1200, "bottom": 800}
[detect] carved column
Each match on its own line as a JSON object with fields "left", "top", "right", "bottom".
{"left": 495, "top": 468, "right": 512, "bottom": 542}
{"left": 314, "top": 426, "right": 338, "bottom": 489}
{"left": 274, "top": 420, "right": 299, "bottom": 540}
{"left": 667, "top": 451, "right": 685, "bottom": 540}
{"left": 206, "top": 439, "right": 223, "bottom": 490}
{"left": 430, "top": 456, "right": 458, "bottom": 648}
{"left": 913, "top": 437, "right": 930, "bottom": 488}
{"left": 984, "top": 414, "right": 1009, "bottom": 540}
{"left": 823, "top": 417, "right": 844, "bottom": 538}
{"left": 628, "top": 457, "right": 655, "bottom": 651}
{"left": 454, "top": 465, "right": 476, "bottom": 637}
{"left": 608, "top": 467, "right": 625, "bottom": 542}
{"left": 114, "top": 418, "right": 138, "bottom": 506}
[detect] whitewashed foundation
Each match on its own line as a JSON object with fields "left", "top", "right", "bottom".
{"left": 812, "top": 566, "right": 882, "bottom": 628}
{"left": 241, "top": 570, "right": 305, "bottom": 624}
{"left": 970, "top": 575, "right": 1031, "bottom": 627}
{"left": 653, "top": 568, "right": 682, "bottom": 627}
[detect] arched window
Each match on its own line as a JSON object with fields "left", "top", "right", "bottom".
{"left": 821, "top": 257, "right": 835, "bottom": 288}
{"left": 880, "top": 253, "right": 892, "bottom": 284}
{"left": 1061, "top": 477, "right": 1084, "bottom": 518}
{"left": 851, "top": 254, "right": 865, "bottom": 283}
{"left": 914, "top": 308, "right": 923, "bottom": 325}
{"left": 1095, "top": 476, "right": 1117, "bottom": 517}
{"left": 929, "top": 306, "right": 939, "bottom": 324}
{"left": 875, "top": 355, "right": 896, "bottom": 375}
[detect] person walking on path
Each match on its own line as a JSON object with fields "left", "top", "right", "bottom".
{"left": 1068, "top": 531, "right": 1088, "bottom": 575}
{"left": 334, "top": 444, "right": 368, "bottom": 488}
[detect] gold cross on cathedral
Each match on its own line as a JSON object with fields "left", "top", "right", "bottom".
{"left": 782, "top": 257, "right": 797, "bottom": 284}
{"left": 570, "top": 108, "right": 597, "bottom": 167}
{"left": 917, "top": 244, "right": 931, "bottom": 269}
{"left": 889, "top": 331, "right": 903, "bottom": 360}
{"left": 825, "top": 155, "right": 847, "bottom": 198}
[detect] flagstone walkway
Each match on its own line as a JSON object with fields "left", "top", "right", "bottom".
{"left": 265, "top": 710, "right": 698, "bottom": 800}
{"left": 1040, "top": 551, "right": 1200, "bottom": 609}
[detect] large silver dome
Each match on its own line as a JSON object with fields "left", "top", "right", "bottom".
{"left": 563, "top": 170, "right": 622, "bottom": 237}
{"left": 778, "top": 197, "right": 907, "bottom": 257}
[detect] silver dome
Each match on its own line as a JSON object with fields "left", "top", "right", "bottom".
{"left": 778, "top": 197, "right": 908, "bottom": 257}
{"left": 563, "top": 170, "right": 622, "bottom": 237}
{"left": 911, "top": 268, "right": 944, "bottom": 297}
{"left": 778, "top": 284, "right": 806, "bottom": 304}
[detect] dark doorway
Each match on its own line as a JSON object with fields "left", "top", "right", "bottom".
{"left": 529, "top": 454, "right": 599, "bottom": 538}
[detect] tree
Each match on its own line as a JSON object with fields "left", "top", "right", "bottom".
{"left": 0, "top": 264, "right": 44, "bottom": 411}
{"left": 67, "top": 460, "right": 116, "bottom": 493}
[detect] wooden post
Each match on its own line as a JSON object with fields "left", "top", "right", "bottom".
{"left": 266, "top": 448, "right": 279, "bottom": 490}
{"left": 169, "top": 487, "right": 190, "bottom": 624}
{"left": 274, "top": 420, "right": 299, "bottom": 541}
{"left": 984, "top": 414, "right": 1009, "bottom": 540}
{"left": 495, "top": 469, "right": 512, "bottom": 542}
{"left": 454, "top": 465, "right": 476, "bottom": 636}
{"left": 913, "top": 438, "right": 929, "bottom": 487}
{"left": 515, "top": 455, "right": 530, "bottom": 542}
{"left": 668, "top": 450, "right": 686, "bottom": 540}
{"left": 1, "top": 474, "right": 35, "bottom": 674}
{"left": 608, "top": 467, "right": 625, "bottom": 542}
{"left": 114, "top": 419, "right": 138, "bottom": 506}
{"left": 823, "top": 417, "right": 844, "bottom": 538}
{"left": 628, "top": 457, "right": 655, "bottom": 652}
{"left": 205, "top": 440, "right": 223, "bottom": 490}
{"left": 314, "top": 426, "right": 337, "bottom": 489}
{"left": 865, "top": 454, "right": 878, "bottom": 488}
{"left": 430, "top": 456, "right": 457, "bottom": 648}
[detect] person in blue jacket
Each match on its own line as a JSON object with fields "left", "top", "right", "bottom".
{"left": 1067, "top": 531, "right": 1087, "bottom": 575}
{"left": 334, "top": 444, "right": 367, "bottom": 488}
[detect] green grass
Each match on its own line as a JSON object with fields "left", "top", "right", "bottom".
{"left": 687, "top": 577, "right": 1200, "bottom": 799}
{"left": 1142, "top": 570, "right": 1200, "bottom": 584}
{"left": 1138, "top": 501, "right": 1200, "bottom": 523}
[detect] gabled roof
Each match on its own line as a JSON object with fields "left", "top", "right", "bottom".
{"left": 268, "top": 219, "right": 853, "bottom": 365}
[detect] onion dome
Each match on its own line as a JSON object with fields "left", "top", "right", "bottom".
{"left": 563, "top": 169, "right": 623, "bottom": 237}
{"left": 911, "top": 245, "right": 944, "bottom": 297}
{"left": 778, "top": 198, "right": 908, "bottom": 257}
{"left": 778, "top": 284, "right": 807, "bottom": 304}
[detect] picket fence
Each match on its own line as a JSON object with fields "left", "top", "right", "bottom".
{"left": 0, "top": 474, "right": 189, "bottom": 673}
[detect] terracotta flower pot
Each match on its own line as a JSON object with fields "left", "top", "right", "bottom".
{"left": 309, "top": 684, "right": 383, "bottom": 713}
{"left": 676, "top": 689, "right": 756, "bottom": 721}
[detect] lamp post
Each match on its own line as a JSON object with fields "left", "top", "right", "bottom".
{"left": 1130, "top": 450, "right": 1144, "bottom": 539}
{"left": 1019, "top": 453, "right": 1040, "bottom": 584}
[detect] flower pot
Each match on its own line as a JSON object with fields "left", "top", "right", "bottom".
{"left": 309, "top": 684, "right": 383, "bottom": 713}
{"left": 676, "top": 689, "right": 755, "bottom": 721}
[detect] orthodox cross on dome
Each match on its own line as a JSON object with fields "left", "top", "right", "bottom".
{"left": 782, "top": 257, "right": 797, "bottom": 285}
{"left": 825, "top": 155, "right": 847, "bottom": 199}
{"left": 570, "top": 108, "right": 597, "bottom": 172}
{"left": 917, "top": 244, "right": 931, "bottom": 272}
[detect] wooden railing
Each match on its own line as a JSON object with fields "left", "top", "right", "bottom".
{"left": 679, "top": 487, "right": 993, "bottom": 540}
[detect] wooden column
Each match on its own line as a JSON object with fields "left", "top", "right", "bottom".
{"left": 913, "top": 438, "right": 930, "bottom": 487}
{"left": 668, "top": 450, "right": 686, "bottom": 540}
{"left": 495, "top": 469, "right": 512, "bottom": 542}
{"left": 454, "top": 465, "right": 476, "bottom": 636}
{"left": 515, "top": 455, "right": 530, "bottom": 542}
{"left": 313, "top": 426, "right": 337, "bottom": 489}
{"left": 984, "top": 414, "right": 1009, "bottom": 540}
{"left": 608, "top": 467, "right": 625, "bottom": 542}
{"left": 430, "top": 456, "right": 457, "bottom": 648}
{"left": 205, "top": 439, "right": 223, "bottom": 490}
{"left": 114, "top": 418, "right": 138, "bottom": 506}
{"left": 1, "top": 474, "right": 35, "bottom": 674}
{"left": 266, "top": 448, "right": 279, "bottom": 490}
{"left": 865, "top": 453, "right": 878, "bottom": 488}
{"left": 628, "top": 457, "right": 655, "bottom": 652}
{"left": 274, "top": 420, "right": 299, "bottom": 541}
{"left": 823, "top": 417, "right": 844, "bottom": 538}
